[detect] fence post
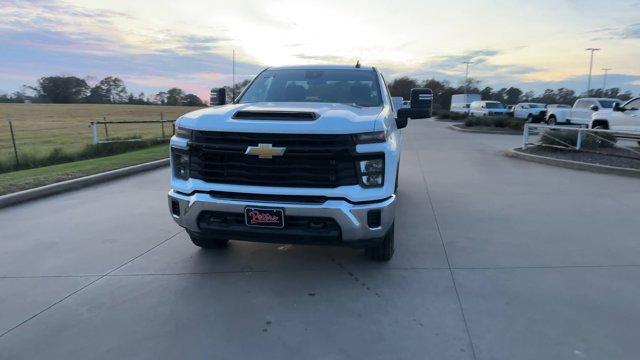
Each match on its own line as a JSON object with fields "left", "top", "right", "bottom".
{"left": 160, "top": 112, "right": 165, "bottom": 139}
{"left": 91, "top": 121, "right": 98, "bottom": 144}
{"left": 522, "top": 124, "right": 529, "bottom": 149}
{"left": 576, "top": 128, "right": 584, "bottom": 150}
{"left": 102, "top": 116, "right": 109, "bottom": 140}
{"left": 8, "top": 120, "right": 20, "bottom": 167}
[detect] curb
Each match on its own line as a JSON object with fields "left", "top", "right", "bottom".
{"left": 0, "top": 158, "right": 169, "bottom": 209}
{"left": 449, "top": 124, "right": 523, "bottom": 135}
{"left": 434, "top": 118, "right": 464, "bottom": 123}
{"left": 505, "top": 148, "right": 640, "bottom": 178}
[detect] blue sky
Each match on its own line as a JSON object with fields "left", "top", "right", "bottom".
{"left": 1, "top": 0, "right": 639, "bottom": 100}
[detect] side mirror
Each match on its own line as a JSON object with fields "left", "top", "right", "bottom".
{"left": 612, "top": 102, "right": 623, "bottom": 112}
{"left": 590, "top": 104, "right": 599, "bottom": 111}
{"left": 396, "top": 109, "right": 409, "bottom": 129}
{"left": 210, "top": 87, "right": 227, "bottom": 106}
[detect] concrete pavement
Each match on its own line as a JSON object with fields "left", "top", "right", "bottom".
{"left": 1, "top": 119, "right": 639, "bottom": 359}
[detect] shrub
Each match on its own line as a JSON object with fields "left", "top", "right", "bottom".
{"left": 437, "top": 110, "right": 467, "bottom": 121}
{"left": 506, "top": 119, "right": 526, "bottom": 131}
{"left": 450, "top": 112, "right": 467, "bottom": 120}
{"left": 540, "top": 129, "right": 617, "bottom": 149}
{"left": 464, "top": 116, "right": 520, "bottom": 130}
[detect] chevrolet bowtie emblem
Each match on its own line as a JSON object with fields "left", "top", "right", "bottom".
{"left": 245, "top": 143, "right": 286, "bottom": 159}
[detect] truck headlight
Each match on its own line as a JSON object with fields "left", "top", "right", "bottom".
{"left": 358, "top": 158, "right": 384, "bottom": 187}
{"left": 172, "top": 148, "right": 190, "bottom": 180}
{"left": 354, "top": 131, "right": 387, "bottom": 144}
{"left": 175, "top": 126, "right": 192, "bottom": 139}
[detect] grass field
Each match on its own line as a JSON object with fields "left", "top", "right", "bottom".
{"left": 0, "top": 103, "right": 202, "bottom": 168}
{"left": 0, "top": 144, "right": 168, "bottom": 195}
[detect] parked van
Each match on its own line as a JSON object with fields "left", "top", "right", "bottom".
{"left": 469, "top": 101, "right": 508, "bottom": 117}
{"left": 451, "top": 94, "right": 481, "bottom": 114}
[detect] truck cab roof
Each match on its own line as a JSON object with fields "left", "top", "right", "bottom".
{"left": 267, "top": 64, "right": 376, "bottom": 71}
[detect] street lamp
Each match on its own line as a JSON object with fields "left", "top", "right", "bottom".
{"left": 462, "top": 61, "right": 474, "bottom": 94}
{"left": 601, "top": 68, "right": 612, "bottom": 90}
{"left": 585, "top": 48, "right": 600, "bottom": 96}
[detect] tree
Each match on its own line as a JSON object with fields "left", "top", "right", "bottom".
{"left": 480, "top": 87, "right": 494, "bottom": 101}
{"left": 423, "top": 78, "right": 452, "bottom": 110}
{"left": 504, "top": 87, "right": 523, "bottom": 104}
{"left": 182, "top": 94, "right": 205, "bottom": 106}
{"left": 387, "top": 77, "right": 420, "bottom": 100}
{"left": 154, "top": 91, "right": 168, "bottom": 105}
{"left": 166, "top": 88, "right": 185, "bottom": 106}
{"left": 85, "top": 77, "right": 128, "bottom": 103}
{"left": 37, "top": 76, "right": 89, "bottom": 103}
{"left": 555, "top": 88, "right": 577, "bottom": 105}
{"left": 460, "top": 77, "right": 481, "bottom": 93}
{"left": 223, "top": 79, "right": 252, "bottom": 103}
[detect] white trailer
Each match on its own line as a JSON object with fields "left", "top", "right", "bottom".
{"left": 451, "top": 94, "right": 481, "bottom": 114}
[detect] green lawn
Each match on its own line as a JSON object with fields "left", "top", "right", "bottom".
{"left": 0, "top": 145, "right": 169, "bottom": 195}
{"left": 0, "top": 103, "right": 201, "bottom": 167}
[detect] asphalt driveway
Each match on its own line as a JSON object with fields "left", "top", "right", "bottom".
{"left": 1, "top": 119, "right": 639, "bottom": 359}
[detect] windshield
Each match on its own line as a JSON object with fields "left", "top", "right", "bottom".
{"left": 238, "top": 69, "right": 383, "bottom": 107}
{"left": 598, "top": 100, "right": 621, "bottom": 109}
{"left": 529, "top": 104, "right": 544, "bottom": 108}
{"left": 485, "top": 102, "right": 504, "bottom": 109}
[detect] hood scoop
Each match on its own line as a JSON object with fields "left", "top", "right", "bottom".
{"left": 232, "top": 110, "right": 318, "bottom": 121}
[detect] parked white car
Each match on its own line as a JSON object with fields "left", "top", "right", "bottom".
{"left": 451, "top": 94, "right": 481, "bottom": 114}
{"left": 469, "top": 101, "right": 508, "bottom": 117}
{"left": 590, "top": 97, "right": 640, "bottom": 131}
{"left": 513, "top": 103, "right": 547, "bottom": 123}
{"left": 546, "top": 98, "right": 622, "bottom": 125}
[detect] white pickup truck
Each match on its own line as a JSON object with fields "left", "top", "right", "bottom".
{"left": 591, "top": 97, "right": 640, "bottom": 131}
{"left": 545, "top": 98, "right": 622, "bottom": 125}
{"left": 513, "top": 102, "right": 546, "bottom": 122}
{"left": 168, "top": 64, "right": 432, "bottom": 261}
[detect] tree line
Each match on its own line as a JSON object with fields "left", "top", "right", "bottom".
{"left": 0, "top": 76, "right": 205, "bottom": 106}
{"left": 2, "top": 74, "right": 636, "bottom": 108}
{"left": 387, "top": 77, "right": 635, "bottom": 110}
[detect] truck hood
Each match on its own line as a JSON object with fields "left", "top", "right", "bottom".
{"left": 177, "top": 102, "right": 383, "bottom": 134}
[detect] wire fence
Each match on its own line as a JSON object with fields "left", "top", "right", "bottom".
{"left": 522, "top": 123, "right": 640, "bottom": 160}
{"left": 1, "top": 112, "right": 176, "bottom": 171}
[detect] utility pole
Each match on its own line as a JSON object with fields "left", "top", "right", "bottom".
{"left": 232, "top": 49, "right": 236, "bottom": 101}
{"left": 462, "top": 61, "right": 474, "bottom": 94}
{"left": 601, "top": 68, "right": 612, "bottom": 90}
{"left": 585, "top": 48, "right": 600, "bottom": 96}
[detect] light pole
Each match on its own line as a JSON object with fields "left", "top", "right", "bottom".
{"left": 585, "top": 48, "right": 600, "bottom": 96}
{"left": 601, "top": 68, "right": 612, "bottom": 90}
{"left": 462, "top": 61, "right": 474, "bottom": 94}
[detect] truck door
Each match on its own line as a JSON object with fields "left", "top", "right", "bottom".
{"left": 615, "top": 98, "right": 640, "bottom": 131}
{"left": 572, "top": 100, "right": 592, "bottom": 124}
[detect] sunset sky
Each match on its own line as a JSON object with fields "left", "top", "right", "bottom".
{"left": 1, "top": 0, "right": 639, "bottom": 101}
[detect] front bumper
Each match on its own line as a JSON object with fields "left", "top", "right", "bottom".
{"left": 168, "top": 190, "right": 396, "bottom": 247}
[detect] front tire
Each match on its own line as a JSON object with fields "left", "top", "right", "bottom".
{"left": 366, "top": 223, "right": 395, "bottom": 261}
{"left": 187, "top": 230, "right": 229, "bottom": 249}
{"left": 527, "top": 114, "right": 534, "bottom": 123}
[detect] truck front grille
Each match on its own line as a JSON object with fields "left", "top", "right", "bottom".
{"left": 189, "top": 131, "right": 364, "bottom": 188}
